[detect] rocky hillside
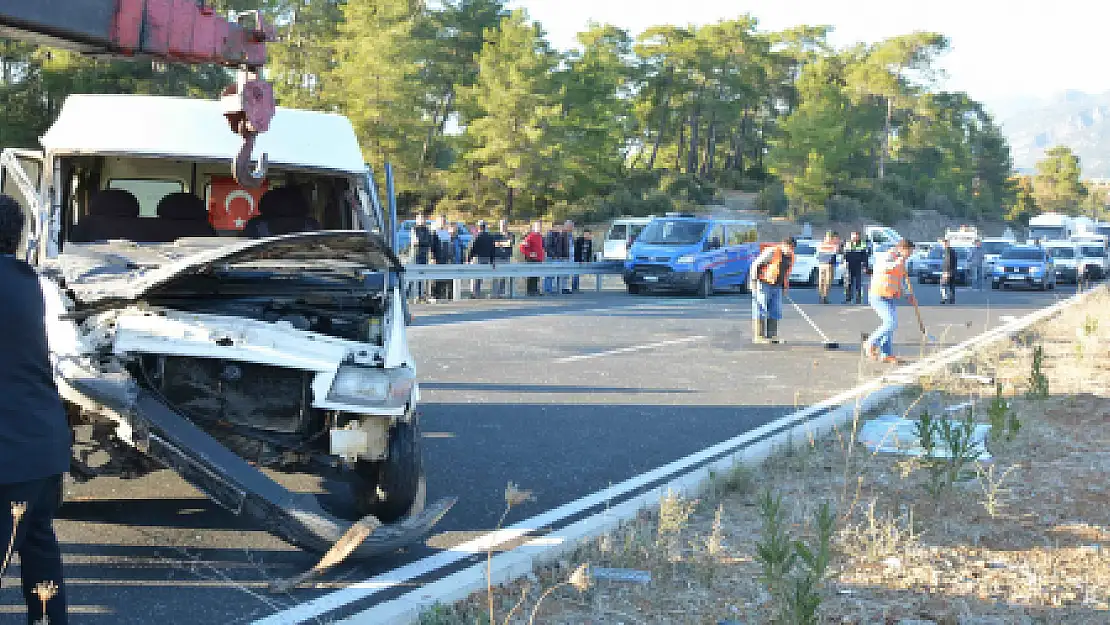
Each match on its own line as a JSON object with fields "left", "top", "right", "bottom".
{"left": 997, "top": 90, "right": 1110, "bottom": 178}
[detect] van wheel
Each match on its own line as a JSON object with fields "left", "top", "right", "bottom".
{"left": 808, "top": 269, "right": 818, "bottom": 287}
{"left": 354, "top": 416, "right": 425, "bottom": 523}
{"left": 697, "top": 272, "right": 713, "bottom": 298}
{"left": 626, "top": 284, "right": 641, "bottom": 295}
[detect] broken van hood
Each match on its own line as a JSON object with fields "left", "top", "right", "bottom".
{"left": 56, "top": 231, "right": 401, "bottom": 304}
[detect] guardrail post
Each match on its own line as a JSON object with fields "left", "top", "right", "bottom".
{"left": 596, "top": 271, "right": 602, "bottom": 292}
{"left": 453, "top": 278, "right": 462, "bottom": 301}
{"left": 508, "top": 276, "right": 515, "bottom": 299}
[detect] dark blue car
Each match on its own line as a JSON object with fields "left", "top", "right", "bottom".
{"left": 991, "top": 245, "right": 1057, "bottom": 290}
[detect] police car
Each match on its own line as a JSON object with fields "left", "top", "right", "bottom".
{"left": 623, "top": 214, "right": 759, "bottom": 297}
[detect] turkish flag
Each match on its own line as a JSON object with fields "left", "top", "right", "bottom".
{"left": 207, "top": 176, "right": 268, "bottom": 230}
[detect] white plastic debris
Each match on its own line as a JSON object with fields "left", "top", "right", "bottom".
{"left": 857, "top": 413, "right": 992, "bottom": 462}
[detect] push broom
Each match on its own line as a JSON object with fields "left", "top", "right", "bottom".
{"left": 786, "top": 294, "right": 840, "bottom": 350}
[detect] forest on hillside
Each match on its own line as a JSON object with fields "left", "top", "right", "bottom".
{"left": 1, "top": 0, "right": 1096, "bottom": 225}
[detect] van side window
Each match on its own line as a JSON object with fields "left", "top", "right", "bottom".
{"left": 607, "top": 224, "right": 628, "bottom": 241}
{"left": 708, "top": 225, "right": 725, "bottom": 249}
{"left": 727, "top": 226, "right": 755, "bottom": 245}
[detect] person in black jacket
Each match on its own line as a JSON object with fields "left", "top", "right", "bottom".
{"left": 492, "top": 219, "right": 515, "bottom": 298}
{"left": 467, "top": 220, "right": 496, "bottom": 298}
{"left": 408, "top": 213, "right": 432, "bottom": 302}
{"left": 572, "top": 229, "right": 594, "bottom": 292}
{"left": 0, "top": 194, "right": 70, "bottom": 624}
{"left": 842, "top": 231, "right": 870, "bottom": 304}
{"left": 940, "top": 237, "right": 958, "bottom": 305}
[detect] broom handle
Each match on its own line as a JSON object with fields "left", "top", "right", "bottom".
{"left": 786, "top": 294, "right": 833, "bottom": 343}
{"left": 902, "top": 276, "right": 927, "bottom": 335}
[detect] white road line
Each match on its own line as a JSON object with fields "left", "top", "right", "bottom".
{"left": 554, "top": 335, "right": 706, "bottom": 364}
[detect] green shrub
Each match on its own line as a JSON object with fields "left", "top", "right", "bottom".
{"left": 757, "top": 182, "right": 789, "bottom": 216}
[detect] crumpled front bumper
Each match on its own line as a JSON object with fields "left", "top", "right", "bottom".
{"left": 68, "top": 373, "right": 454, "bottom": 558}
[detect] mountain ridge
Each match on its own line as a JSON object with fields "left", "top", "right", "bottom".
{"left": 996, "top": 90, "right": 1110, "bottom": 178}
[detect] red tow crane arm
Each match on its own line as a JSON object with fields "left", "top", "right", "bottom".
{"left": 0, "top": 0, "right": 276, "bottom": 187}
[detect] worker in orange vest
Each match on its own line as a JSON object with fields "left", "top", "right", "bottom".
{"left": 816, "top": 230, "right": 841, "bottom": 304}
{"left": 864, "top": 238, "right": 916, "bottom": 364}
{"left": 749, "top": 237, "right": 797, "bottom": 344}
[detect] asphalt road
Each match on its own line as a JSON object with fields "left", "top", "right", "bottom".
{"left": 0, "top": 279, "right": 1078, "bottom": 624}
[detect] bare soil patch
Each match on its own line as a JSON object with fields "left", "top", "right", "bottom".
{"left": 422, "top": 291, "right": 1110, "bottom": 625}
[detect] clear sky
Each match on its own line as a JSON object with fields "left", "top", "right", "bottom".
{"left": 510, "top": 0, "right": 1110, "bottom": 117}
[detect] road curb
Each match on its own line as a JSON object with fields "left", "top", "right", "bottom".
{"left": 263, "top": 286, "right": 1105, "bottom": 625}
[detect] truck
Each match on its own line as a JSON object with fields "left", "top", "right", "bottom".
{"left": 1027, "top": 213, "right": 1077, "bottom": 243}
{"left": 0, "top": 0, "right": 452, "bottom": 563}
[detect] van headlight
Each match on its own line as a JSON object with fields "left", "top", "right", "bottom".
{"left": 676, "top": 255, "right": 695, "bottom": 264}
{"left": 328, "top": 366, "right": 414, "bottom": 406}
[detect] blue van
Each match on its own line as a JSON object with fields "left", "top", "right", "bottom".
{"left": 622, "top": 214, "right": 760, "bottom": 297}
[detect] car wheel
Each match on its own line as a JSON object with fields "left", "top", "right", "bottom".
{"left": 992, "top": 282, "right": 1000, "bottom": 290}
{"left": 808, "top": 268, "right": 818, "bottom": 287}
{"left": 626, "top": 284, "right": 641, "bottom": 295}
{"left": 354, "top": 416, "right": 426, "bottom": 523}
{"left": 918, "top": 275, "right": 926, "bottom": 284}
{"left": 697, "top": 272, "right": 713, "bottom": 298}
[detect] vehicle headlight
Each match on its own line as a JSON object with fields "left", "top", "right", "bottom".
{"left": 676, "top": 254, "right": 695, "bottom": 264}
{"left": 328, "top": 366, "right": 398, "bottom": 404}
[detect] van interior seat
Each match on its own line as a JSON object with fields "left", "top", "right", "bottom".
{"left": 70, "top": 189, "right": 147, "bottom": 243}
{"left": 149, "top": 192, "right": 218, "bottom": 241}
{"left": 242, "top": 186, "right": 321, "bottom": 238}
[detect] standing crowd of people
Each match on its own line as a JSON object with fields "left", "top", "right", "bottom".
{"left": 405, "top": 216, "right": 594, "bottom": 301}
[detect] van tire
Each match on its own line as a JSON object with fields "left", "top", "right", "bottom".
{"left": 696, "top": 272, "right": 713, "bottom": 298}
{"left": 626, "top": 284, "right": 642, "bottom": 295}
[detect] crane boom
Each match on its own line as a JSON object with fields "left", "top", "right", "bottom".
{"left": 0, "top": 0, "right": 275, "bottom": 187}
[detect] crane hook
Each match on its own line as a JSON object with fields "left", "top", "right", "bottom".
{"left": 234, "top": 132, "right": 268, "bottom": 188}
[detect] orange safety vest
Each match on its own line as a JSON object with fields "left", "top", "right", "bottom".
{"left": 871, "top": 253, "right": 907, "bottom": 298}
{"left": 758, "top": 247, "right": 793, "bottom": 285}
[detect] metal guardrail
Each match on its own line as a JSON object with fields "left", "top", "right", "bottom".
{"left": 403, "top": 261, "right": 624, "bottom": 300}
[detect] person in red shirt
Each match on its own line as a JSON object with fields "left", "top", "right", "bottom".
{"left": 520, "top": 221, "right": 546, "bottom": 295}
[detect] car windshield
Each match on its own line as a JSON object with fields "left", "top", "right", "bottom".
{"left": 1080, "top": 246, "right": 1104, "bottom": 257}
{"left": 795, "top": 244, "right": 816, "bottom": 256}
{"left": 1047, "top": 247, "right": 1075, "bottom": 259}
{"left": 981, "top": 241, "right": 1010, "bottom": 255}
{"left": 638, "top": 219, "right": 709, "bottom": 245}
{"left": 1001, "top": 248, "right": 1045, "bottom": 261}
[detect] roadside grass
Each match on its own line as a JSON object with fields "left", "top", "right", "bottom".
{"left": 421, "top": 289, "right": 1110, "bottom": 624}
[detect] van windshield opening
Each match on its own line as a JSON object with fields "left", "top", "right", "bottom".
{"left": 981, "top": 241, "right": 1010, "bottom": 255}
{"left": 638, "top": 220, "right": 708, "bottom": 245}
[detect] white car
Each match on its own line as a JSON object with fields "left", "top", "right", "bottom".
{"left": 789, "top": 241, "right": 846, "bottom": 286}
{"left": 1044, "top": 241, "right": 1081, "bottom": 283}
{"left": 3, "top": 93, "right": 451, "bottom": 558}
{"left": 1075, "top": 241, "right": 1109, "bottom": 280}
{"left": 603, "top": 216, "right": 653, "bottom": 261}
